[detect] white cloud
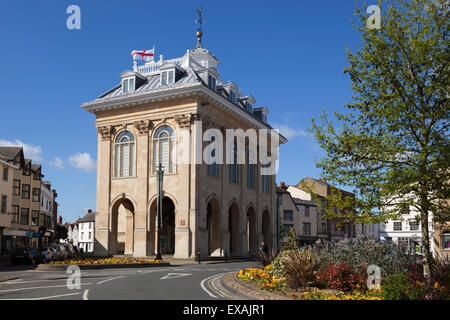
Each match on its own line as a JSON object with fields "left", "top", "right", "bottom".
{"left": 49, "top": 157, "right": 65, "bottom": 170}
{"left": 0, "top": 139, "right": 43, "bottom": 162}
{"left": 68, "top": 153, "right": 96, "bottom": 173}
{"left": 271, "top": 123, "right": 310, "bottom": 140}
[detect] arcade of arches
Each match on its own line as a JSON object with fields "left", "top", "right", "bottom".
{"left": 108, "top": 195, "right": 272, "bottom": 258}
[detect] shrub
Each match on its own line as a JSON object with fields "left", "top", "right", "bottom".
{"left": 255, "top": 249, "right": 279, "bottom": 267}
{"left": 317, "top": 238, "right": 418, "bottom": 277}
{"left": 316, "top": 262, "right": 367, "bottom": 292}
{"left": 271, "top": 250, "right": 293, "bottom": 278}
{"left": 382, "top": 273, "right": 423, "bottom": 300}
{"left": 282, "top": 248, "right": 319, "bottom": 290}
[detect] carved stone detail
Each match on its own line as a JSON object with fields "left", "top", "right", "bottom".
{"left": 97, "top": 125, "right": 114, "bottom": 140}
{"left": 133, "top": 120, "right": 153, "bottom": 135}
{"left": 174, "top": 113, "right": 203, "bottom": 129}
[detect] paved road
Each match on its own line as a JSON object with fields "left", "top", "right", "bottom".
{"left": 0, "top": 261, "right": 258, "bottom": 300}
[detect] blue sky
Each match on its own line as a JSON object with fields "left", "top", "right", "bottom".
{"left": 0, "top": 0, "right": 363, "bottom": 223}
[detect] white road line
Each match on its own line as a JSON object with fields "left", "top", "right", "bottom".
{"left": 1, "top": 292, "right": 82, "bottom": 300}
{"left": 200, "top": 274, "right": 219, "bottom": 298}
{"left": 0, "top": 282, "right": 93, "bottom": 293}
{"left": 200, "top": 272, "right": 229, "bottom": 299}
{"left": 83, "top": 289, "right": 89, "bottom": 300}
{"left": 96, "top": 276, "right": 124, "bottom": 285}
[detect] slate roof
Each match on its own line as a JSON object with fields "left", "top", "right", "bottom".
{"left": 97, "top": 68, "right": 203, "bottom": 101}
{"left": 79, "top": 212, "right": 95, "bottom": 223}
{"left": 0, "top": 147, "right": 23, "bottom": 160}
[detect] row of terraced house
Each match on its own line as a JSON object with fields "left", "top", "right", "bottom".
{"left": 0, "top": 147, "right": 58, "bottom": 256}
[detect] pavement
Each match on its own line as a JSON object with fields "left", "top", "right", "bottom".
{"left": 0, "top": 260, "right": 260, "bottom": 300}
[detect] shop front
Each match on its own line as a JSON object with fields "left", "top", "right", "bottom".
{"left": 1, "top": 229, "right": 40, "bottom": 255}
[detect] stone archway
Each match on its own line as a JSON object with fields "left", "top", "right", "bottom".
{"left": 149, "top": 196, "right": 176, "bottom": 255}
{"left": 247, "top": 206, "right": 257, "bottom": 255}
{"left": 207, "top": 198, "right": 221, "bottom": 256}
{"left": 262, "top": 210, "right": 271, "bottom": 249}
{"left": 228, "top": 203, "right": 240, "bottom": 256}
{"left": 111, "top": 198, "right": 135, "bottom": 255}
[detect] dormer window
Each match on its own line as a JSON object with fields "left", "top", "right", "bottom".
{"left": 229, "top": 90, "right": 236, "bottom": 103}
{"left": 245, "top": 102, "right": 253, "bottom": 113}
{"left": 208, "top": 74, "right": 216, "bottom": 91}
{"left": 161, "top": 69, "right": 175, "bottom": 86}
{"left": 122, "top": 77, "right": 135, "bottom": 93}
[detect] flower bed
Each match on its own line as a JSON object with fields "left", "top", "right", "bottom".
{"left": 49, "top": 258, "right": 164, "bottom": 265}
{"left": 237, "top": 265, "right": 286, "bottom": 293}
{"left": 237, "top": 264, "right": 383, "bottom": 300}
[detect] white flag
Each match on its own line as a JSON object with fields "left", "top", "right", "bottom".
{"left": 131, "top": 48, "right": 154, "bottom": 62}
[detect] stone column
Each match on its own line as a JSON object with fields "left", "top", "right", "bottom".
{"left": 133, "top": 120, "right": 151, "bottom": 257}
{"left": 95, "top": 126, "right": 113, "bottom": 256}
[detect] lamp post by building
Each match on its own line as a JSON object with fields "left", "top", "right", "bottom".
{"left": 155, "top": 163, "right": 164, "bottom": 261}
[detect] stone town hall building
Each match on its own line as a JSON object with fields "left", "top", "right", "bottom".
{"left": 82, "top": 31, "right": 286, "bottom": 259}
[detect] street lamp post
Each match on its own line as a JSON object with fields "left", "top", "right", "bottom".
{"left": 155, "top": 163, "right": 164, "bottom": 261}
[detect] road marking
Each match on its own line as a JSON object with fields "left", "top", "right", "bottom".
{"left": 1, "top": 292, "right": 82, "bottom": 300}
{"left": 83, "top": 289, "right": 89, "bottom": 300}
{"left": 0, "top": 282, "right": 93, "bottom": 293}
{"left": 160, "top": 273, "right": 192, "bottom": 280}
{"left": 200, "top": 273, "right": 226, "bottom": 299}
{"left": 97, "top": 276, "right": 124, "bottom": 285}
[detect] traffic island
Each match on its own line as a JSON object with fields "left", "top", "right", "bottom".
{"left": 221, "top": 272, "right": 291, "bottom": 300}
{"left": 36, "top": 257, "right": 170, "bottom": 270}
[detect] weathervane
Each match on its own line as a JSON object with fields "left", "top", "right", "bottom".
{"left": 195, "top": 7, "right": 205, "bottom": 48}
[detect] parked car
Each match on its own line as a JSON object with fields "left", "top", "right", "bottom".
{"left": 11, "top": 247, "right": 45, "bottom": 265}
{"left": 40, "top": 247, "right": 58, "bottom": 262}
{"left": 48, "top": 244, "right": 64, "bottom": 259}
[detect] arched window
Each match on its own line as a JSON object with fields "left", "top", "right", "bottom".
{"left": 153, "top": 125, "right": 175, "bottom": 173}
{"left": 114, "top": 131, "right": 135, "bottom": 177}
{"left": 229, "top": 140, "right": 238, "bottom": 184}
{"left": 207, "top": 136, "right": 219, "bottom": 178}
{"left": 247, "top": 149, "right": 255, "bottom": 189}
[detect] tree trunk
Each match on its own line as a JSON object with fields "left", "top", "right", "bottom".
{"left": 420, "top": 209, "right": 433, "bottom": 279}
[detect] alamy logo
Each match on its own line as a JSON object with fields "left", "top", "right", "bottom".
{"left": 366, "top": 5, "right": 381, "bottom": 30}
{"left": 175, "top": 121, "right": 280, "bottom": 175}
{"left": 66, "top": 265, "right": 81, "bottom": 290}
{"left": 66, "top": 5, "right": 81, "bottom": 30}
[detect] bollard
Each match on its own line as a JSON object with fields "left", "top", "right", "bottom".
{"left": 197, "top": 250, "right": 201, "bottom": 264}
{"left": 225, "top": 250, "right": 228, "bottom": 262}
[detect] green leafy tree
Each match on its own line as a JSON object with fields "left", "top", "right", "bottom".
{"left": 55, "top": 224, "right": 68, "bottom": 241}
{"left": 311, "top": 0, "right": 449, "bottom": 278}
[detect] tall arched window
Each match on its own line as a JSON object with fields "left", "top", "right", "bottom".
{"left": 114, "top": 131, "right": 135, "bottom": 177}
{"left": 229, "top": 140, "right": 238, "bottom": 184}
{"left": 153, "top": 125, "right": 175, "bottom": 173}
{"left": 247, "top": 149, "right": 255, "bottom": 189}
{"left": 207, "top": 136, "right": 219, "bottom": 178}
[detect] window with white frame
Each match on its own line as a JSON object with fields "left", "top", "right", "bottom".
{"left": 114, "top": 131, "right": 136, "bottom": 178}
{"left": 409, "top": 220, "right": 420, "bottom": 231}
{"left": 208, "top": 74, "right": 216, "bottom": 91}
{"left": 153, "top": 125, "right": 175, "bottom": 173}
{"left": 393, "top": 221, "right": 402, "bottom": 231}
{"left": 122, "top": 77, "right": 135, "bottom": 93}
{"left": 161, "top": 70, "right": 175, "bottom": 86}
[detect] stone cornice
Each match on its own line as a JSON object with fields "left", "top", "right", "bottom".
{"left": 82, "top": 83, "right": 287, "bottom": 143}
